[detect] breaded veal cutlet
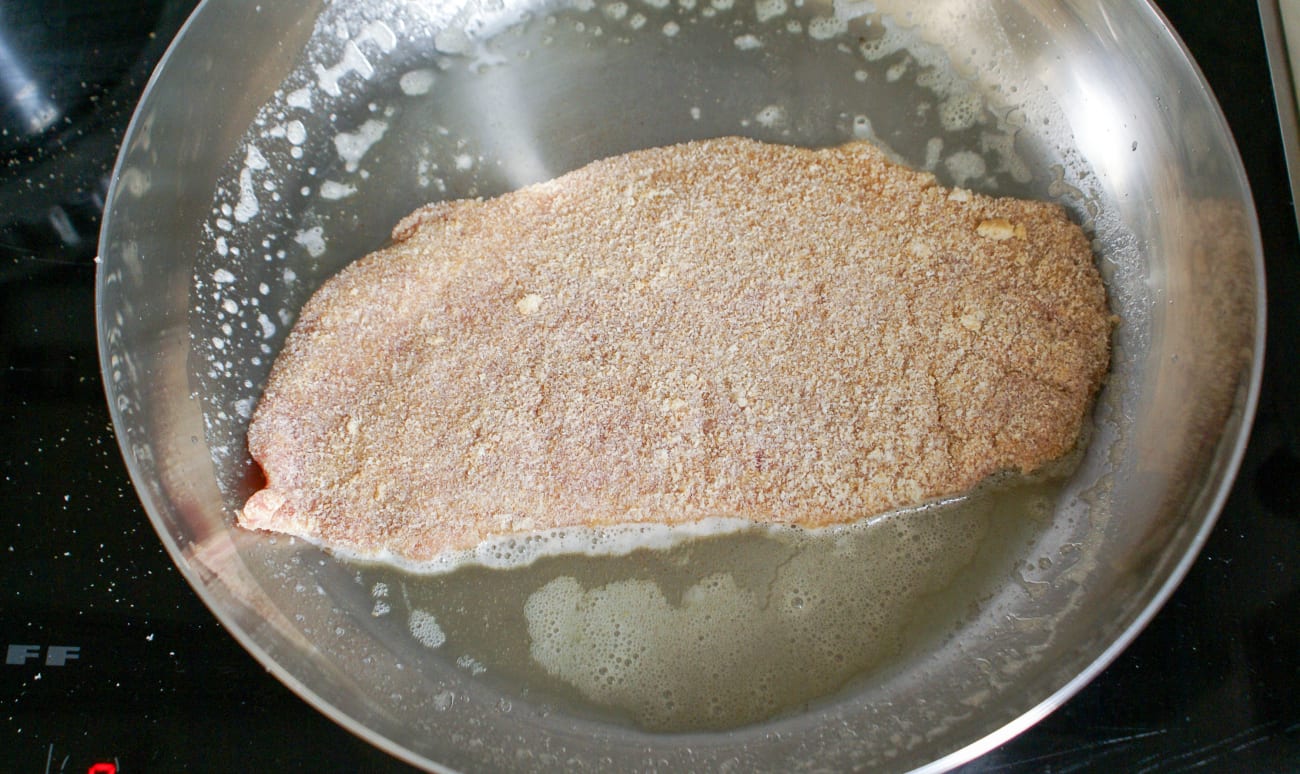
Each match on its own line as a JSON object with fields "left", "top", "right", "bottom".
{"left": 239, "top": 136, "right": 1112, "bottom": 563}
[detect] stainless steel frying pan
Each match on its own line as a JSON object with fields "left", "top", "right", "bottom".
{"left": 96, "top": 0, "right": 1263, "bottom": 770}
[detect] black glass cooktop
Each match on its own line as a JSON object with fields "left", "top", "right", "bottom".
{"left": 2, "top": 1, "right": 1297, "bottom": 771}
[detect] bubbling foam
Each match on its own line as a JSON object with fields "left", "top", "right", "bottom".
{"left": 409, "top": 608, "right": 448, "bottom": 648}
{"left": 521, "top": 494, "right": 993, "bottom": 730}
{"left": 330, "top": 515, "right": 760, "bottom": 574}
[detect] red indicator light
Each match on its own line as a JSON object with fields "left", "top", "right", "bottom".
{"left": 88, "top": 764, "right": 117, "bottom": 774}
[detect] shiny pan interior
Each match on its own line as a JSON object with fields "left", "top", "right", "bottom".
{"left": 97, "top": 0, "right": 1264, "bottom": 770}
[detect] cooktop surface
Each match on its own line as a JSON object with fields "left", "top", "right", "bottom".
{"left": 2, "top": 0, "right": 1297, "bottom": 771}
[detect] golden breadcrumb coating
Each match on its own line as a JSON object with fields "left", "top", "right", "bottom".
{"left": 240, "top": 137, "right": 1111, "bottom": 561}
